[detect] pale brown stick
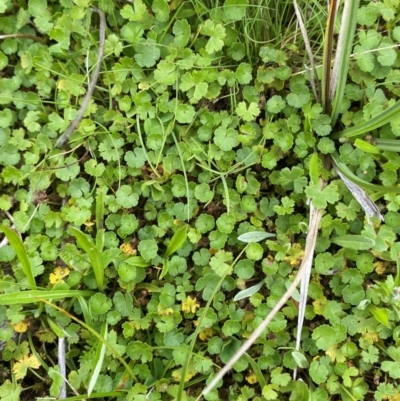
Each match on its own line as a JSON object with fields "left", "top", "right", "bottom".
{"left": 0, "top": 33, "right": 46, "bottom": 44}
{"left": 202, "top": 204, "right": 322, "bottom": 396}
{"left": 55, "top": 8, "right": 106, "bottom": 148}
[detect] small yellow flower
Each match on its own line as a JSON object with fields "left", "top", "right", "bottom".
{"left": 49, "top": 266, "right": 70, "bottom": 284}
{"left": 312, "top": 296, "right": 327, "bottom": 315}
{"left": 172, "top": 366, "right": 197, "bottom": 382}
{"left": 245, "top": 372, "right": 258, "bottom": 384}
{"left": 199, "top": 327, "right": 213, "bottom": 341}
{"left": 120, "top": 243, "right": 137, "bottom": 255}
{"left": 13, "top": 354, "right": 41, "bottom": 379}
{"left": 374, "top": 261, "right": 387, "bottom": 275}
{"left": 284, "top": 243, "right": 304, "bottom": 267}
{"left": 363, "top": 332, "right": 379, "bottom": 343}
{"left": 14, "top": 320, "right": 29, "bottom": 333}
{"left": 182, "top": 296, "right": 200, "bottom": 314}
{"left": 158, "top": 306, "right": 174, "bottom": 316}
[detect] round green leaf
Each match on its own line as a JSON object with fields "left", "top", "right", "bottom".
{"left": 89, "top": 293, "right": 112, "bottom": 315}
{"left": 138, "top": 239, "right": 158, "bottom": 261}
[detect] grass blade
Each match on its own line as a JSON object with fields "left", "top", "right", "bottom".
{"left": 1, "top": 225, "right": 36, "bottom": 290}
{"left": 96, "top": 186, "right": 106, "bottom": 231}
{"left": 374, "top": 138, "right": 400, "bottom": 152}
{"left": 77, "top": 295, "right": 95, "bottom": 329}
{"left": 330, "top": 0, "right": 360, "bottom": 125}
{"left": 242, "top": 353, "right": 266, "bottom": 388}
{"left": 69, "top": 226, "right": 105, "bottom": 291}
{"left": 331, "top": 99, "right": 400, "bottom": 139}
{"left": 331, "top": 151, "right": 400, "bottom": 193}
{"left": 0, "top": 290, "right": 95, "bottom": 305}
{"left": 88, "top": 322, "right": 108, "bottom": 396}
{"left": 333, "top": 161, "right": 384, "bottom": 223}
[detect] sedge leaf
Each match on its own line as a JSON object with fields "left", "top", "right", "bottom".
{"left": 0, "top": 290, "right": 95, "bottom": 305}
{"left": 69, "top": 227, "right": 105, "bottom": 291}
{"left": 88, "top": 322, "right": 108, "bottom": 396}
{"left": 2, "top": 225, "right": 36, "bottom": 290}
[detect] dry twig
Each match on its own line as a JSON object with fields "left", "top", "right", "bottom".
{"left": 203, "top": 203, "right": 323, "bottom": 395}
{"left": 55, "top": 8, "right": 106, "bottom": 148}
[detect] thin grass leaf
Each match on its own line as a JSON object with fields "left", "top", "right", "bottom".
{"left": 77, "top": 296, "right": 95, "bottom": 329}
{"left": 332, "top": 154, "right": 385, "bottom": 222}
{"left": 27, "top": 331, "right": 49, "bottom": 371}
{"left": 96, "top": 186, "right": 106, "bottom": 230}
{"left": 331, "top": 99, "right": 400, "bottom": 139}
{"left": 237, "top": 231, "right": 275, "bottom": 243}
{"left": 136, "top": 283, "right": 161, "bottom": 292}
{"left": 233, "top": 281, "right": 264, "bottom": 301}
{"left": 0, "top": 290, "right": 95, "bottom": 305}
{"left": 136, "top": 118, "right": 159, "bottom": 178}
{"left": 88, "top": 322, "right": 108, "bottom": 396}
{"left": 331, "top": 151, "right": 400, "bottom": 194}
{"left": 330, "top": 0, "right": 360, "bottom": 125}
{"left": 56, "top": 391, "right": 126, "bottom": 400}
{"left": 160, "top": 257, "right": 170, "bottom": 280}
{"left": 335, "top": 169, "right": 384, "bottom": 222}
{"left": 1, "top": 225, "right": 36, "bottom": 290}
{"left": 46, "top": 316, "right": 70, "bottom": 338}
{"left": 294, "top": 250, "right": 313, "bottom": 379}
{"left": 69, "top": 226, "right": 105, "bottom": 291}
{"left": 242, "top": 353, "right": 267, "bottom": 388}
{"left": 374, "top": 138, "right": 400, "bottom": 153}
{"left": 171, "top": 131, "right": 191, "bottom": 221}
{"left": 96, "top": 229, "right": 105, "bottom": 253}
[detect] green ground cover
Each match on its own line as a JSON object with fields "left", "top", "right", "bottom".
{"left": 1, "top": 0, "right": 400, "bottom": 400}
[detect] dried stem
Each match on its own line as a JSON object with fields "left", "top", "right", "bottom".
{"left": 0, "top": 33, "right": 46, "bottom": 44}
{"left": 202, "top": 203, "right": 323, "bottom": 396}
{"left": 55, "top": 8, "right": 106, "bottom": 148}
